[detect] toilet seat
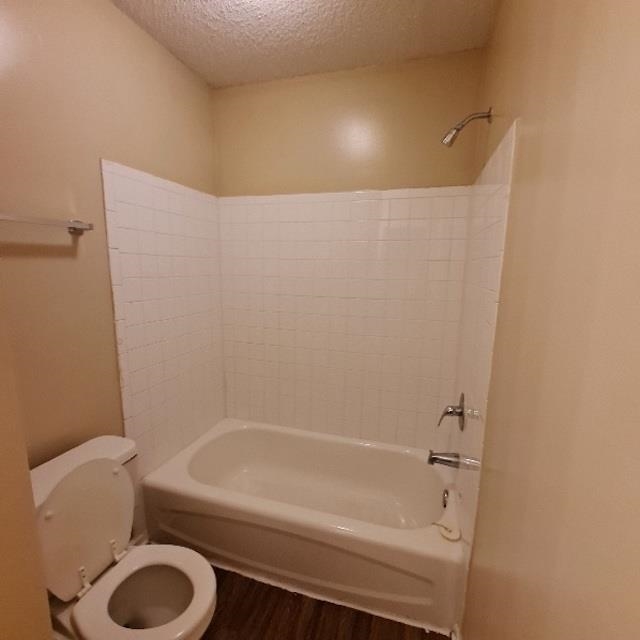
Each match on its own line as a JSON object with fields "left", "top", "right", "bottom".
{"left": 72, "top": 544, "right": 216, "bottom": 640}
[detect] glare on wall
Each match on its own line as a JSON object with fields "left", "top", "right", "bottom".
{"left": 0, "top": 12, "right": 18, "bottom": 75}
{"left": 339, "top": 117, "right": 379, "bottom": 159}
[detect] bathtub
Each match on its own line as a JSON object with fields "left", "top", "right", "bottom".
{"left": 142, "top": 419, "right": 465, "bottom": 634}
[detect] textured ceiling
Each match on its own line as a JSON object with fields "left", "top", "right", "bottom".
{"left": 111, "top": 0, "right": 496, "bottom": 88}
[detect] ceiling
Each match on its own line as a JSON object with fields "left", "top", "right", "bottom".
{"left": 112, "top": 0, "right": 496, "bottom": 88}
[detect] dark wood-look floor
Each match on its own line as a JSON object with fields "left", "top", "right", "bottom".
{"left": 203, "top": 568, "right": 446, "bottom": 640}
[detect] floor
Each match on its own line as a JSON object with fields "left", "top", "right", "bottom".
{"left": 203, "top": 568, "right": 447, "bottom": 640}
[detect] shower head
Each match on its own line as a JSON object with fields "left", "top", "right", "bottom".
{"left": 441, "top": 127, "right": 461, "bottom": 147}
{"left": 441, "top": 108, "right": 493, "bottom": 147}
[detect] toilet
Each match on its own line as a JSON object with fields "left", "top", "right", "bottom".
{"left": 30, "top": 436, "right": 216, "bottom": 640}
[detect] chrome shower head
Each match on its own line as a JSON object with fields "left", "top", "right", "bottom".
{"left": 441, "top": 108, "right": 493, "bottom": 147}
{"left": 441, "top": 127, "right": 462, "bottom": 147}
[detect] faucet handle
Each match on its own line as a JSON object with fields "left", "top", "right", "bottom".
{"left": 437, "top": 393, "right": 466, "bottom": 431}
{"left": 437, "top": 405, "right": 461, "bottom": 425}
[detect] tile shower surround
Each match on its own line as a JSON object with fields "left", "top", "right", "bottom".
{"left": 102, "top": 163, "right": 506, "bottom": 467}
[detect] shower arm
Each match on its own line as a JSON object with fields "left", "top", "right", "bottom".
{"left": 452, "top": 109, "right": 493, "bottom": 132}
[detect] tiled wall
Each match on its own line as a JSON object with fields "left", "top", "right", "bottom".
{"left": 102, "top": 161, "right": 225, "bottom": 476}
{"left": 101, "top": 152, "right": 512, "bottom": 477}
{"left": 451, "top": 124, "right": 517, "bottom": 549}
{"left": 218, "top": 188, "right": 472, "bottom": 450}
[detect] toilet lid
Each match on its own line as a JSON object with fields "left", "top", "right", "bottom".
{"left": 36, "top": 458, "right": 134, "bottom": 602}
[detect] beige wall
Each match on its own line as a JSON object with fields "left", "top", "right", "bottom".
{"left": 0, "top": 0, "right": 215, "bottom": 466}
{"left": 3, "top": 1, "right": 639, "bottom": 636}
{"left": 210, "top": 51, "right": 485, "bottom": 196}
{"left": 464, "top": 1, "right": 640, "bottom": 638}
{"left": 0, "top": 281, "right": 51, "bottom": 639}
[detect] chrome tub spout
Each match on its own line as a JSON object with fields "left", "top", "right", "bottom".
{"left": 428, "top": 451, "right": 481, "bottom": 471}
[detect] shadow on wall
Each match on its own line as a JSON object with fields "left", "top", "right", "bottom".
{"left": 0, "top": 232, "right": 81, "bottom": 258}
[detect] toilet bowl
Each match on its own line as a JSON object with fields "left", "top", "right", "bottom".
{"left": 30, "top": 436, "right": 217, "bottom": 640}
{"left": 72, "top": 545, "right": 216, "bottom": 640}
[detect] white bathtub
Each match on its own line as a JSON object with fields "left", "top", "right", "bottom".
{"left": 142, "top": 419, "right": 465, "bottom": 634}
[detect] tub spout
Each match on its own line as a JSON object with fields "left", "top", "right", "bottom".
{"left": 428, "top": 451, "right": 481, "bottom": 471}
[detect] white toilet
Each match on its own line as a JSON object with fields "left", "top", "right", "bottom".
{"left": 30, "top": 436, "right": 217, "bottom": 640}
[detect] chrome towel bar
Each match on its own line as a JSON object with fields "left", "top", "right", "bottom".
{"left": 0, "top": 213, "right": 94, "bottom": 235}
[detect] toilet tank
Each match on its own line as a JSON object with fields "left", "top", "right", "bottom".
{"left": 30, "top": 436, "right": 138, "bottom": 602}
